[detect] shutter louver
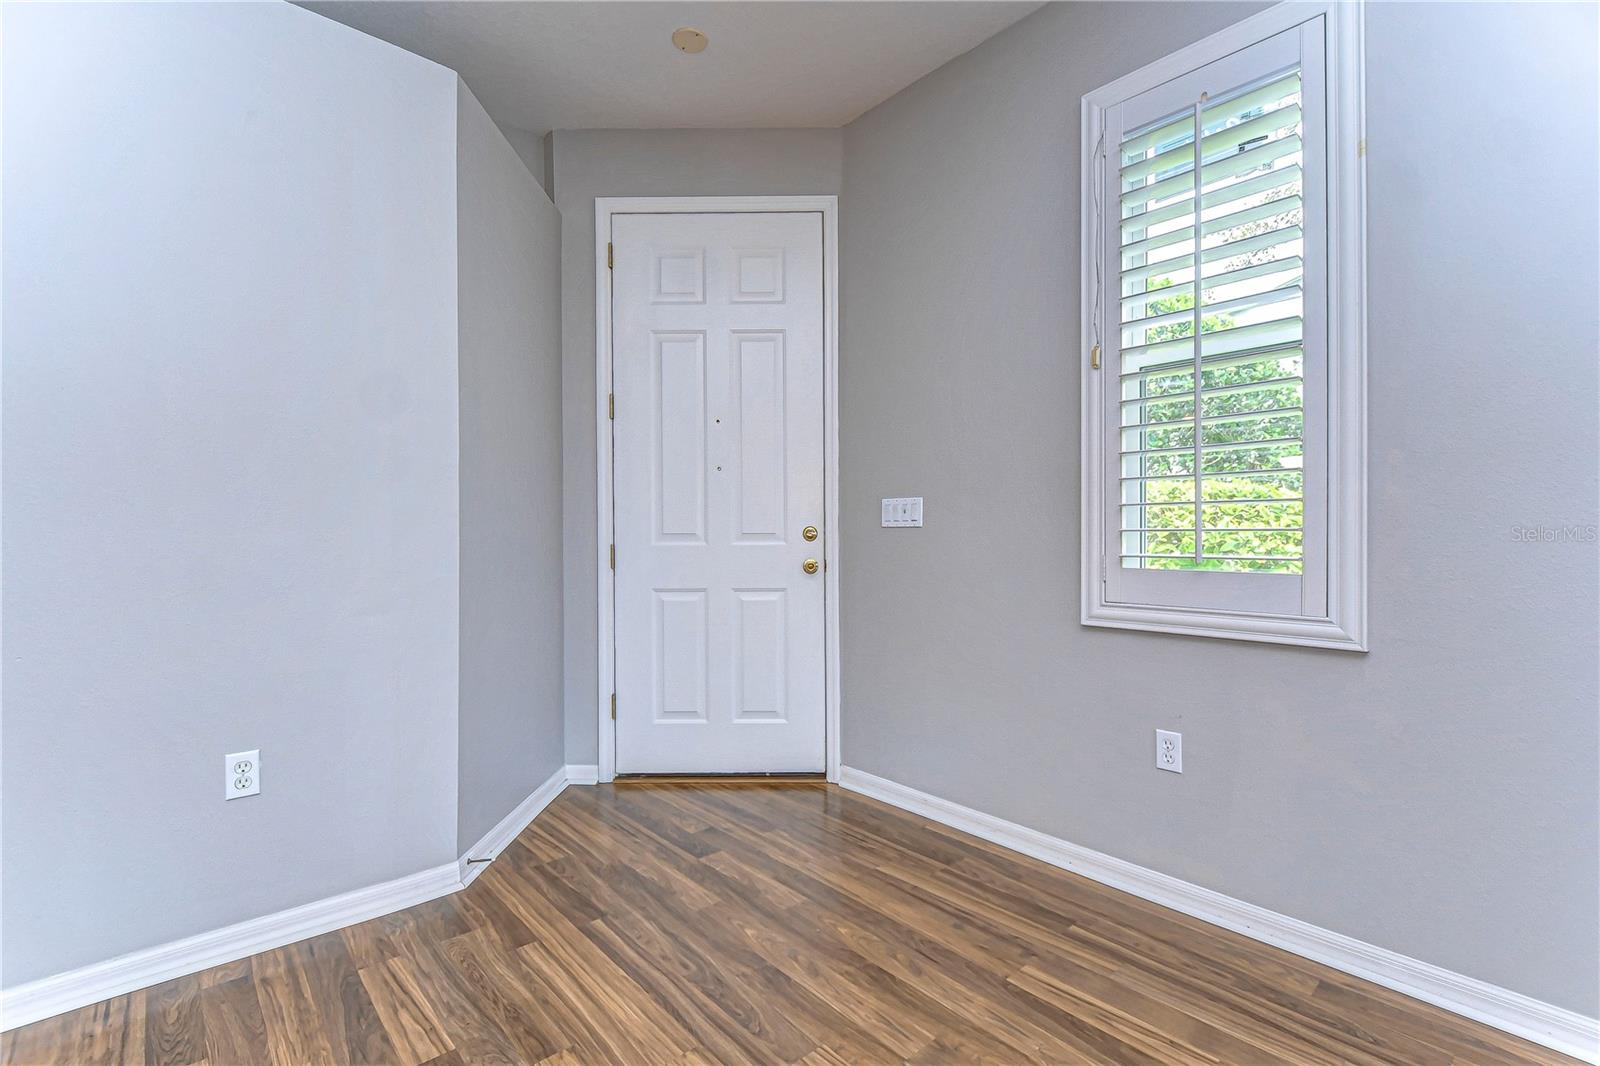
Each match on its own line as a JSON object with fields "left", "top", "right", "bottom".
{"left": 1116, "top": 64, "right": 1305, "bottom": 574}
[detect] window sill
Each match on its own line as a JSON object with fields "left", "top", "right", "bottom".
{"left": 1082, "top": 600, "right": 1367, "bottom": 651}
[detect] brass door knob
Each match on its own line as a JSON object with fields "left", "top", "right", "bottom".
{"left": 802, "top": 525, "right": 819, "bottom": 542}
{"left": 802, "top": 558, "right": 820, "bottom": 575}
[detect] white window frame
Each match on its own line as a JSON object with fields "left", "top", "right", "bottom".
{"left": 1080, "top": 0, "right": 1367, "bottom": 652}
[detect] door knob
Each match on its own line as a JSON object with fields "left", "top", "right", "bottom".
{"left": 802, "top": 558, "right": 820, "bottom": 575}
{"left": 802, "top": 525, "right": 819, "bottom": 542}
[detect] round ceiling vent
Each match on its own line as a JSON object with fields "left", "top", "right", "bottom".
{"left": 671, "top": 28, "right": 709, "bottom": 54}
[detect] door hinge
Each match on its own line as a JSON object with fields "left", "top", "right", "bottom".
{"left": 610, "top": 692, "right": 617, "bottom": 720}
{"left": 609, "top": 543, "right": 615, "bottom": 570}
{"left": 607, "top": 242, "right": 613, "bottom": 270}
{"left": 608, "top": 392, "right": 614, "bottom": 420}
{"left": 1090, "top": 343, "right": 1101, "bottom": 370}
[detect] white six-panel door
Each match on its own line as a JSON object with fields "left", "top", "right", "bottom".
{"left": 611, "top": 212, "right": 826, "bottom": 773}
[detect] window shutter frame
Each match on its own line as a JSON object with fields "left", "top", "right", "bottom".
{"left": 1079, "top": 0, "right": 1367, "bottom": 651}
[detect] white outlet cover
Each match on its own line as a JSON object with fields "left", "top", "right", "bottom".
{"left": 1155, "top": 730, "right": 1182, "bottom": 774}
{"left": 225, "top": 749, "right": 261, "bottom": 800}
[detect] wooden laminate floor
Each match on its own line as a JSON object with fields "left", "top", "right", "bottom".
{"left": 1, "top": 782, "right": 1577, "bottom": 1065}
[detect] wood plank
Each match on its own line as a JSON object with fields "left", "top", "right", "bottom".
{"left": 2, "top": 1010, "right": 79, "bottom": 1066}
{"left": 252, "top": 945, "right": 338, "bottom": 1066}
{"left": 199, "top": 976, "right": 270, "bottom": 1066}
{"left": 144, "top": 974, "right": 205, "bottom": 1066}
{"left": 15, "top": 993, "right": 148, "bottom": 1066}
{"left": 430, "top": 930, "right": 565, "bottom": 1064}
{"left": 298, "top": 929, "right": 394, "bottom": 1066}
{"left": 198, "top": 960, "right": 251, "bottom": 988}
{"left": 484, "top": 870, "right": 698, "bottom": 1063}
{"left": 2, "top": 783, "right": 1580, "bottom": 1066}
{"left": 355, "top": 957, "right": 453, "bottom": 1066}
{"left": 593, "top": 872, "right": 818, "bottom": 1063}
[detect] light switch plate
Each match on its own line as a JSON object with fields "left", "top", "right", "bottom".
{"left": 881, "top": 497, "right": 923, "bottom": 527}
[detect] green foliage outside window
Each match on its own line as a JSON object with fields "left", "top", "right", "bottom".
{"left": 1130, "top": 278, "right": 1302, "bottom": 572}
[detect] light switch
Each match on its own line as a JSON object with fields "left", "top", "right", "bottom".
{"left": 881, "top": 497, "right": 923, "bottom": 527}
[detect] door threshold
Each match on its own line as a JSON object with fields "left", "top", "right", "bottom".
{"left": 612, "top": 773, "right": 826, "bottom": 786}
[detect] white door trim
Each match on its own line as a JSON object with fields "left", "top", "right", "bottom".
{"left": 595, "top": 195, "right": 841, "bottom": 784}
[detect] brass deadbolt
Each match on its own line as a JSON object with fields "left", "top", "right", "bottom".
{"left": 802, "top": 525, "right": 819, "bottom": 542}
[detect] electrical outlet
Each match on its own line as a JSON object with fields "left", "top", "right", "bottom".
{"left": 226, "top": 749, "right": 260, "bottom": 799}
{"left": 1155, "top": 730, "right": 1182, "bottom": 774}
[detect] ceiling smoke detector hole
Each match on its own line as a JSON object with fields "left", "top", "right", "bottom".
{"left": 671, "top": 28, "right": 708, "bottom": 54}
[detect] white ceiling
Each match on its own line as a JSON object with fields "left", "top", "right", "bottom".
{"left": 296, "top": 2, "right": 1043, "bottom": 134}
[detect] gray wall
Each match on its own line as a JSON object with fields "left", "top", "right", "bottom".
{"left": 2, "top": 2, "right": 461, "bottom": 985}
{"left": 497, "top": 123, "right": 554, "bottom": 199}
{"left": 839, "top": 0, "right": 1599, "bottom": 1015}
{"left": 550, "top": 128, "right": 844, "bottom": 763}
{"left": 456, "top": 86, "right": 565, "bottom": 852}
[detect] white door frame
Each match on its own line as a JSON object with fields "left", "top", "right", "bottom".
{"left": 594, "top": 195, "right": 841, "bottom": 784}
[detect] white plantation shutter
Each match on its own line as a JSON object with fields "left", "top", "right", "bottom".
{"left": 1081, "top": 5, "right": 1366, "bottom": 648}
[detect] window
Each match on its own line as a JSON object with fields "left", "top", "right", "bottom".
{"left": 1080, "top": 2, "right": 1366, "bottom": 650}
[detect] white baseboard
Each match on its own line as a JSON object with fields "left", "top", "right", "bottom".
{"left": 459, "top": 764, "right": 569, "bottom": 887}
{"left": 1, "top": 764, "right": 592, "bottom": 1033}
{"left": 837, "top": 766, "right": 1599, "bottom": 1064}
{"left": 564, "top": 763, "right": 599, "bottom": 785}
{"left": 0, "top": 861, "right": 460, "bottom": 1033}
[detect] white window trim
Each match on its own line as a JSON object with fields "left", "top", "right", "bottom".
{"left": 1079, "top": 0, "right": 1367, "bottom": 652}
